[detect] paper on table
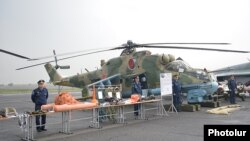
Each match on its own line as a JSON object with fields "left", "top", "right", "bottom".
{"left": 116, "top": 92, "right": 121, "bottom": 99}
{"left": 98, "top": 91, "right": 103, "bottom": 99}
{"left": 108, "top": 92, "right": 112, "bottom": 97}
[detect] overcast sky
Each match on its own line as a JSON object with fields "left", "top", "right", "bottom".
{"left": 0, "top": 0, "right": 250, "bottom": 84}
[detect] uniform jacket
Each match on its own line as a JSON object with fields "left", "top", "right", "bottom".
{"left": 172, "top": 79, "right": 181, "bottom": 96}
{"left": 31, "top": 88, "right": 48, "bottom": 105}
{"left": 132, "top": 82, "right": 142, "bottom": 95}
{"left": 228, "top": 79, "right": 237, "bottom": 91}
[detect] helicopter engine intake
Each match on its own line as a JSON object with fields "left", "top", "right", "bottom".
{"left": 161, "top": 54, "right": 175, "bottom": 65}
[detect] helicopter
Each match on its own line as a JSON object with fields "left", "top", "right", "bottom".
{"left": 1, "top": 41, "right": 249, "bottom": 102}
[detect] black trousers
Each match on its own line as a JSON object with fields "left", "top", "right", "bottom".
{"left": 134, "top": 104, "right": 141, "bottom": 116}
{"left": 35, "top": 105, "right": 46, "bottom": 130}
{"left": 229, "top": 90, "right": 236, "bottom": 104}
{"left": 173, "top": 95, "right": 181, "bottom": 111}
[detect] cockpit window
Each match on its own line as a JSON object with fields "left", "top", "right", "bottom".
{"left": 166, "top": 60, "right": 192, "bottom": 71}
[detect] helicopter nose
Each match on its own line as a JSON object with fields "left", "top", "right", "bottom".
{"left": 210, "top": 81, "right": 219, "bottom": 94}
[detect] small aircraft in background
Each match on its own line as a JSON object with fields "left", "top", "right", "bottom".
{"left": 213, "top": 61, "right": 250, "bottom": 84}
{"left": 212, "top": 61, "right": 250, "bottom": 101}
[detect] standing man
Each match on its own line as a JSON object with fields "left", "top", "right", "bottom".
{"left": 172, "top": 74, "right": 181, "bottom": 112}
{"left": 131, "top": 76, "right": 142, "bottom": 116}
{"left": 228, "top": 75, "right": 237, "bottom": 104}
{"left": 31, "top": 80, "right": 49, "bottom": 132}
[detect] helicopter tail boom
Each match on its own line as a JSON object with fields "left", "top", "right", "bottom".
{"left": 44, "top": 63, "right": 63, "bottom": 83}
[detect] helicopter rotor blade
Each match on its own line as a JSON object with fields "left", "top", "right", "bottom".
{"left": 28, "top": 48, "right": 109, "bottom": 61}
{"left": 16, "top": 60, "right": 55, "bottom": 70}
{"left": 138, "top": 43, "right": 230, "bottom": 46}
{"left": 17, "top": 40, "right": 250, "bottom": 70}
{"left": 139, "top": 45, "right": 250, "bottom": 53}
{"left": 17, "top": 44, "right": 249, "bottom": 70}
{"left": 53, "top": 50, "right": 59, "bottom": 69}
{"left": 0, "top": 49, "right": 31, "bottom": 60}
{"left": 56, "top": 48, "right": 114, "bottom": 61}
{"left": 16, "top": 48, "right": 118, "bottom": 70}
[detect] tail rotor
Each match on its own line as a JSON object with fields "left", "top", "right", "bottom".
{"left": 53, "top": 50, "right": 70, "bottom": 70}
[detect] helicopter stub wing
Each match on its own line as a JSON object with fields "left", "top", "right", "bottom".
{"left": 87, "top": 74, "right": 121, "bottom": 88}
{"left": 125, "top": 71, "right": 146, "bottom": 78}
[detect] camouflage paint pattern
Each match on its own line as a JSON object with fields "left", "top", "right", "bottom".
{"left": 45, "top": 49, "right": 217, "bottom": 97}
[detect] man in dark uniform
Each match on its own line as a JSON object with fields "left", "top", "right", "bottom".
{"left": 31, "top": 80, "right": 49, "bottom": 132}
{"left": 131, "top": 76, "right": 142, "bottom": 116}
{"left": 228, "top": 75, "right": 237, "bottom": 104}
{"left": 172, "top": 74, "right": 181, "bottom": 112}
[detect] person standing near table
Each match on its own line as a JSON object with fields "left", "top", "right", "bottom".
{"left": 131, "top": 76, "right": 142, "bottom": 116}
{"left": 31, "top": 79, "right": 49, "bottom": 132}
{"left": 172, "top": 74, "right": 181, "bottom": 112}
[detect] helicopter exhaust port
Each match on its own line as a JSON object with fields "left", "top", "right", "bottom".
{"left": 161, "top": 54, "right": 175, "bottom": 65}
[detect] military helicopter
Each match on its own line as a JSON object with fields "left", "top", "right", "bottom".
{"left": 1, "top": 41, "right": 249, "bottom": 102}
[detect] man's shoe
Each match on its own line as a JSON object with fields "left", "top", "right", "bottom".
{"left": 41, "top": 128, "right": 47, "bottom": 131}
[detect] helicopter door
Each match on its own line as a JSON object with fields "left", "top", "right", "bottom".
{"left": 139, "top": 74, "right": 148, "bottom": 89}
{"left": 139, "top": 74, "right": 148, "bottom": 97}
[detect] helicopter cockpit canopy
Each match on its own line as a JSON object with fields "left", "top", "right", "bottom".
{"left": 165, "top": 60, "right": 192, "bottom": 72}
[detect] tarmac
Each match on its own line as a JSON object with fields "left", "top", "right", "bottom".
{"left": 0, "top": 92, "right": 249, "bottom": 141}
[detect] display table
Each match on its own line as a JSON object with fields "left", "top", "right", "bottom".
{"left": 20, "top": 99, "right": 166, "bottom": 140}
{"left": 89, "top": 99, "right": 167, "bottom": 128}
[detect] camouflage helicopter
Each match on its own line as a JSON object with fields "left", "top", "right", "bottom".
{"left": 1, "top": 41, "right": 249, "bottom": 101}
